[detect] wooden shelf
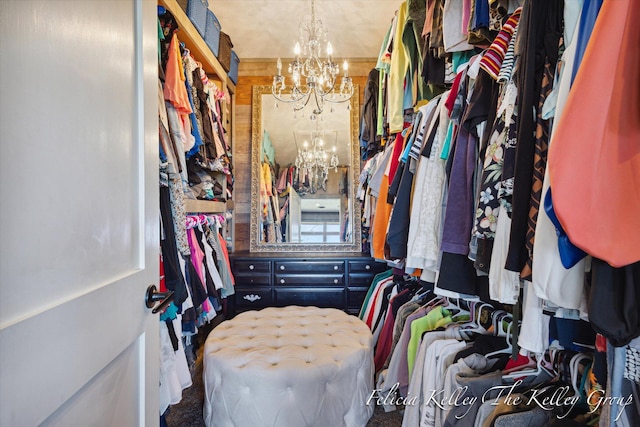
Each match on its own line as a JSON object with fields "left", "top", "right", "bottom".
{"left": 184, "top": 199, "right": 227, "bottom": 213}
{"left": 159, "top": 0, "right": 234, "bottom": 93}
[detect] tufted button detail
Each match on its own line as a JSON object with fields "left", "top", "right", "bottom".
{"left": 203, "top": 306, "right": 373, "bottom": 426}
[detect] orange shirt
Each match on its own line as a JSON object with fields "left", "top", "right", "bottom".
{"left": 163, "top": 34, "right": 192, "bottom": 115}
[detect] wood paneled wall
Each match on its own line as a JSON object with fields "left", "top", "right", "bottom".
{"left": 232, "top": 59, "right": 375, "bottom": 251}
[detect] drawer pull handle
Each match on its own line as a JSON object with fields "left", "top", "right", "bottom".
{"left": 365, "top": 265, "right": 371, "bottom": 270}
{"left": 280, "top": 265, "right": 285, "bottom": 270}
{"left": 280, "top": 279, "right": 286, "bottom": 284}
{"left": 333, "top": 279, "right": 339, "bottom": 284}
{"left": 243, "top": 294, "right": 261, "bottom": 302}
{"left": 333, "top": 265, "right": 339, "bottom": 270}
{"left": 249, "top": 264, "right": 254, "bottom": 270}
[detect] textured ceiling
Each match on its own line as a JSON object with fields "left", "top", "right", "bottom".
{"left": 211, "top": 0, "right": 400, "bottom": 60}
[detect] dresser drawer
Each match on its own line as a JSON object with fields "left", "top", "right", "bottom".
{"left": 234, "top": 288, "right": 273, "bottom": 308}
{"left": 347, "top": 288, "right": 369, "bottom": 309}
{"left": 234, "top": 274, "right": 271, "bottom": 286}
{"left": 232, "top": 260, "right": 271, "bottom": 274}
{"left": 274, "top": 261, "right": 344, "bottom": 274}
{"left": 275, "top": 274, "right": 344, "bottom": 287}
{"left": 348, "top": 260, "right": 387, "bottom": 274}
{"left": 348, "top": 274, "right": 376, "bottom": 288}
{"left": 275, "top": 288, "right": 345, "bottom": 308}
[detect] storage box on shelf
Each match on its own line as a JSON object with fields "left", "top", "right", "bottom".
{"left": 228, "top": 51, "right": 240, "bottom": 84}
{"left": 185, "top": 0, "right": 208, "bottom": 38}
{"left": 218, "top": 32, "right": 233, "bottom": 72}
{"left": 160, "top": 0, "right": 236, "bottom": 251}
{"left": 204, "top": 9, "right": 221, "bottom": 57}
{"left": 159, "top": 0, "right": 235, "bottom": 91}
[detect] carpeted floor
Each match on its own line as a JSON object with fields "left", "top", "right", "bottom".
{"left": 164, "top": 321, "right": 404, "bottom": 427}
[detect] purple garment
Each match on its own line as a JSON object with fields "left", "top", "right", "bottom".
{"left": 441, "top": 126, "right": 478, "bottom": 255}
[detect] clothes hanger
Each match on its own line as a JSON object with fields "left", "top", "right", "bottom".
{"left": 502, "top": 346, "right": 560, "bottom": 381}
{"left": 493, "top": 311, "right": 513, "bottom": 337}
{"left": 570, "top": 353, "right": 593, "bottom": 397}
{"left": 485, "top": 322, "right": 514, "bottom": 359}
{"left": 438, "top": 297, "right": 470, "bottom": 318}
{"left": 459, "top": 302, "right": 494, "bottom": 333}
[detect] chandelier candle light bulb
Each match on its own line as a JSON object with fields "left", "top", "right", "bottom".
{"left": 272, "top": 0, "right": 354, "bottom": 119}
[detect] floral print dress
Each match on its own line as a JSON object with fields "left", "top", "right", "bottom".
{"left": 473, "top": 81, "right": 518, "bottom": 239}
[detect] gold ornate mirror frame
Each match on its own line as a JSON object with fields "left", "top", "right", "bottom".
{"left": 249, "top": 85, "right": 362, "bottom": 253}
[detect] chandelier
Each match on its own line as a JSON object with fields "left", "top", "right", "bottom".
{"left": 295, "top": 123, "right": 339, "bottom": 189}
{"left": 272, "top": 0, "right": 354, "bottom": 119}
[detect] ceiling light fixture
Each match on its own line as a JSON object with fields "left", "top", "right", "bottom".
{"left": 272, "top": 0, "right": 354, "bottom": 120}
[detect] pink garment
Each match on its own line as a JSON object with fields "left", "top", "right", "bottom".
{"left": 462, "top": 0, "right": 472, "bottom": 36}
{"left": 187, "top": 229, "right": 206, "bottom": 289}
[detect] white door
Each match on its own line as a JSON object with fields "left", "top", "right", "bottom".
{"left": 0, "top": 0, "right": 159, "bottom": 425}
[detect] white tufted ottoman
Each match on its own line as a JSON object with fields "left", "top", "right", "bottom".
{"left": 203, "top": 306, "right": 374, "bottom": 427}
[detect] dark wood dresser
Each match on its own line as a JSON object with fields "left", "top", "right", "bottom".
{"left": 228, "top": 252, "right": 390, "bottom": 317}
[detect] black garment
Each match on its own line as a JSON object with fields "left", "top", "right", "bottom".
{"left": 422, "top": 43, "right": 446, "bottom": 86}
{"left": 461, "top": 68, "right": 498, "bottom": 136}
{"left": 588, "top": 259, "right": 640, "bottom": 347}
{"left": 160, "top": 186, "right": 188, "bottom": 308}
{"left": 385, "top": 158, "right": 415, "bottom": 260}
{"left": 474, "top": 238, "right": 494, "bottom": 274}
{"left": 505, "top": 0, "right": 563, "bottom": 273}
{"left": 437, "top": 252, "right": 490, "bottom": 300}
{"left": 165, "top": 319, "right": 179, "bottom": 351}
{"left": 387, "top": 159, "right": 405, "bottom": 204}
{"left": 420, "top": 115, "right": 440, "bottom": 158}
{"left": 193, "top": 227, "right": 222, "bottom": 312}
{"left": 184, "top": 254, "right": 208, "bottom": 309}
{"left": 191, "top": 68, "right": 217, "bottom": 160}
{"left": 391, "top": 281, "right": 424, "bottom": 317}
{"left": 360, "top": 68, "right": 380, "bottom": 158}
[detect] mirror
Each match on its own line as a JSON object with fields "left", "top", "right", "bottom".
{"left": 250, "top": 85, "right": 362, "bottom": 252}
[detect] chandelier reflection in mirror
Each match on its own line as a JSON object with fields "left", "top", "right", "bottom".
{"left": 272, "top": 0, "right": 354, "bottom": 119}
{"left": 294, "top": 122, "right": 339, "bottom": 193}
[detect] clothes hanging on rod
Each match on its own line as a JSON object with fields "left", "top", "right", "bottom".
{"left": 358, "top": 0, "right": 639, "bottom": 425}
{"left": 157, "top": 7, "right": 236, "bottom": 416}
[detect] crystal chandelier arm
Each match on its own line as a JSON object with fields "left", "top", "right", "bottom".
{"left": 271, "top": 0, "right": 354, "bottom": 117}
